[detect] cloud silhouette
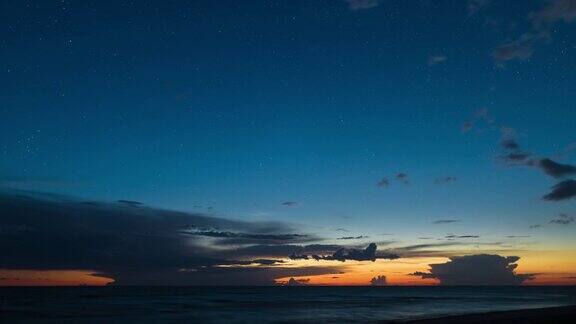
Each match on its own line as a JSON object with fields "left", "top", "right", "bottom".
{"left": 285, "top": 277, "right": 309, "bottom": 286}
{"left": 543, "top": 180, "right": 576, "bottom": 201}
{"left": 502, "top": 152, "right": 532, "bottom": 164}
{"left": 370, "top": 275, "right": 387, "bottom": 286}
{"left": 410, "top": 254, "right": 535, "bottom": 285}
{"left": 445, "top": 234, "right": 479, "bottom": 239}
{"left": 337, "top": 235, "right": 369, "bottom": 240}
{"left": 433, "top": 219, "right": 460, "bottom": 224}
{"left": 281, "top": 201, "right": 298, "bottom": 207}
{"left": 377, "top": 178, "right": 389, "bottom": 187}
{"left": 314, "top": 243, "right": 399, "bottom": 262}
{"left": 396, "top": 173, "right": 409, "bottom": 184}
{"left": 0, "top": 191, "right": 341, "bottom": 285}
{"left": 501, "top": 139, "right": 520, "bottom": 150}
{"left": 184, "top": 230, "right": 314, "bottom": 245}
{"left": 538, "top": 159, "right": 576, "bottom": 178}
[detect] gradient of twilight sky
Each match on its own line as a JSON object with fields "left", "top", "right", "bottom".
{"left": 1, "top": 0, "right": 575, "bottom": 286}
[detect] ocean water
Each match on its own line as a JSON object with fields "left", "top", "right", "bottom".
{"left": 1, "top": 286, "right": 575, "bottom": 323}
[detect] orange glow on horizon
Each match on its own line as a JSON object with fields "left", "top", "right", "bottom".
{"left": 0, "top": 270, "right": 114, "bottom": 286}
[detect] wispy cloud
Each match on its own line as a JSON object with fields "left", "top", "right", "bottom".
{"left": 428, "top": 55, "right": 447, "bottom": 66}
{"left": 549, "top": 213, "right": 574, "bottom": 225}
{"left": 344, "top": 0, "right": 381, "bottom": 10}
{"left": 433, "top": 219, "right": 460, "bottom": 224}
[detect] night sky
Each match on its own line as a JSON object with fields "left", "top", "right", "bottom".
{"left": 1, "top": 0, "right": 575, "bottom": 286}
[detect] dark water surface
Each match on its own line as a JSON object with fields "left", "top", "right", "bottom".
{"left": 1, "top": 286, "right": 576, "bottom": 323}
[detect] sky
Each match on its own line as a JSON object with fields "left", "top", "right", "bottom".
{"left": 1, "top": 0, "right": 575, "bottom": 286}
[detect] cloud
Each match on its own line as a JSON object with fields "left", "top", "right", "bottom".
{"left": 370, "top": 275, "right": 387, "bottom": 286}
{"left": 550, "top": 213, "right": 574, "bottom": 225}
{"left": 117, "top": 200, "right": 144, "bottom": 207}
{"left": 531, "top": 0, "right": 576, "bottom": 28}
{"left": 337, "top": 235, "right": 369, "bottom": 240}
{"left": 432, "top": 219, "right": 460, "bottom": 224}
{"left": 445, "top": 234, "right": 479, "bottom": 239}
{"left": 428, "top": 55, "right": 447, "bottom": 66}
{"left": 492, "top": 33, "right": 535, "bottom": 63}
{"left": 184, "top": 230, "right": 314, "bottom": 245}
{"left": 434, "top": 176, "right": 457, "bottom": 185}
{"left": 502, "top": 152, "right": 532, "bottom": 163}
{"left": 0, "top": 191, "right": 342, "bottom": 285}
{"left": 325, "top": 243, "right": 378, "bottom": 262}
{"left": 377, "top": 174, "right": 408, "bottom": 187}
{"left": 377, "top": 177, "right": 389, "bottom": 187}
{"left": 285, "top": 277, "right": 309, "bottom": 286}
{"left": 501, "top": 139, "right": 520, "bottom": 150}
{"left": 542, "top": 179, "right": 576, "bottom": 201}
{"left": 538, "top": 159, "right": 576, "bottom": 178}
{"left": 493, "top": 0, "right": 576, "bottom": 64}
{"left": 324, "top": 243, "right": 399, "bottom": 262}
{"left": 281, "top": 201, "right": 298, "bottom": 207}
{"left": 461, "top": 122, "right": 473, "bottom": 134}
{"left": 396, "top": 173, "right": 409, "bottom": 184}
{"left": 467, "top": 0, "right": 490, "bottom": 16}
{"left": 462, "top": 108, "right": 493, "bottom": 133}
{"left": 288, "top": 243, "right": 398, "bottom": 262}
{"left": 529, "top": 224, "right": 542, "bottom": 229}
{"left": 410, "top": 254, "right": 535, "bottom": 285}
{"left": 344, "top": 0, "right": 380, "bottom": 10}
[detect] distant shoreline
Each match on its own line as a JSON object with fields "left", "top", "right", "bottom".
{"left": 401, "top": 305, "right": 576, "bottom": 323}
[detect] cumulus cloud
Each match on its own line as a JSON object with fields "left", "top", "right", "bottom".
{"left": 344, "top": 0, "right": 380, "bottom": 10}
{"left": 410, "top": 254, "right": 535, "bottom": 285}
{"left": 542, "top": 179, "right": 576, "bottom": 201}
{"left": 550, "top": 213, "right": 574, "bottom": 225}
{"left": 370, "top": 275, "right": 387, "bottom": 286}
{"left": 538, "top": 159, "right": 576, "bottom": 178}
{"left": 288, "top": 243, "right": 398, "bottom": 262}
{"left": 325, "top": 243, "right": 378, "bottom": 262}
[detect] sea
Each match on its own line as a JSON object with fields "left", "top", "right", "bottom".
{"left": 1, "top": 286, "right": 576, "bottom": 323}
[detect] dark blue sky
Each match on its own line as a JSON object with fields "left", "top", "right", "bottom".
{"left": 1, "top": 0, "right": 575, "bottom": 244}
